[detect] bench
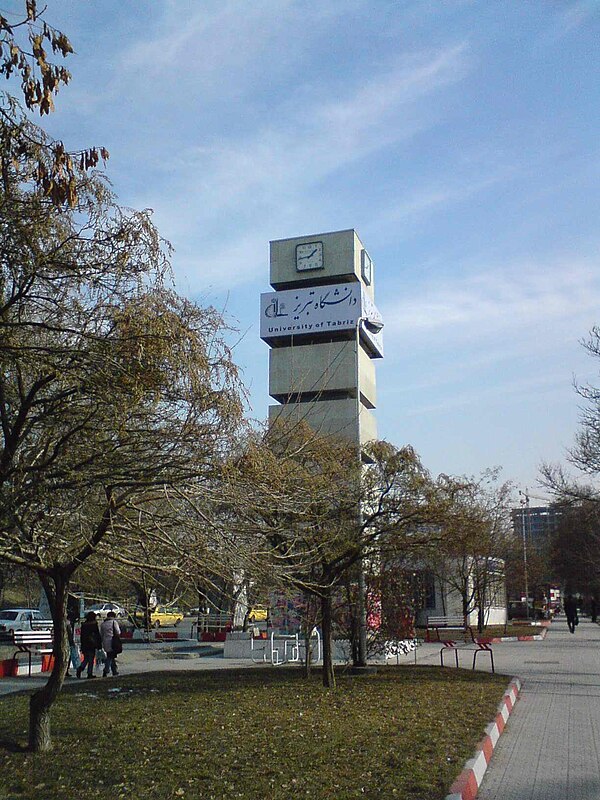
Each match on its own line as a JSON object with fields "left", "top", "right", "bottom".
{"left": 426, "top": 615, "right": 466, "bottom": 641}
{"left": 0, "top": 630, "right": 54, "bottom": 676}
{"left": 426, "top": 615, "right": 494, "bottom": 673}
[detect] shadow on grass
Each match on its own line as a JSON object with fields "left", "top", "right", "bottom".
{"left": 0, "top": 664, "right": 508, "bottom": 754}
{"left": 55, "top": 663, "right": 506, "bottom": 702}
{"left": 0, "top": 737, "right": 27, "bottom": 753}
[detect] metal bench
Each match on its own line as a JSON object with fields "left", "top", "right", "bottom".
{"left": 426, "top": 615, "right": 466, "bottom": 641}
{"left": 426, "top": 615, "right": 494, "bottom": 673}
{"left": 0, "top": 630, "right": 54, "bottom": 676}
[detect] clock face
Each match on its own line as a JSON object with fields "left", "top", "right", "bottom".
{"left": 296, "top": 241, "right": 324, "bottom": 271}
{"left": 361, "top": 249, "right": 372, "bottom": 285}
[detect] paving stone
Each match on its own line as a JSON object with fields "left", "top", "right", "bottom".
{"left": 473, "top": 618, "right": 600, "bottom": 799}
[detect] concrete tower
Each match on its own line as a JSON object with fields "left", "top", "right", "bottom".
{"left": 260, "top": 229, "right": 383, "bottom": 446}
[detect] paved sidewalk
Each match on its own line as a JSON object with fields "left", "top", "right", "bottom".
{"left": 414, "top": 617, "right": 600, "bottom": 800}
{"left": 0, "top": 642, "right": 264, "bottom": 696}
{"left": 477, "top": 617, "right": 600, "bottom": 799}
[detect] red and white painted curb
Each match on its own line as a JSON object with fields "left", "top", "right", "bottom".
{"left": 445, "top": 676, "right": 522, "bottom": 800}
{"left": 488, "top": 627, "right": 548, "bottom": 643}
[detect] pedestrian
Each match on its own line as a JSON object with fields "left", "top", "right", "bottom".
{"left": 100, "top": 611, "right": 121, "bottom": 677}
{"left": 77, "top": 611, "right": 101, "bottom": 678}
{"left": 66, "top": 611, "right": 80, "bottom": 678}
{"left": 564, "top": 593, "right": 578, "bottom": 634}
{"left": 591, "top": 597, "right": 597, "bottom": 624}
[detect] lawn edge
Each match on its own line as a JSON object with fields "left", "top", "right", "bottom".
{"left": 445, "top": 675, "right": 522, "bottom": 800}
{"left": 488, "top": 625, "right": 549, "bottom": 643}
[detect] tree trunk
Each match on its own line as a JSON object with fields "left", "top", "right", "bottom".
{"left": 477, "top": 587, "right": 485, "bottom": 633}
{"left": 349, "top": 582, "right": 360, "bottom": 665}
{"left": 303, "top": 593, "right": 318, "bottom": 678}
{"left": 131, "top": 579, "right": 152, "bottom": 632}
{"left": 303, "top": 616, "right": 318, "bottom": 679}
{"left": 303, "top": 626, "right": 312, "bottom": 678}
{"left": 28, "top": 571, "right": 70, "bottom": 752}
{"left": 321, "top": 590, "right": 335, "bottom": 689}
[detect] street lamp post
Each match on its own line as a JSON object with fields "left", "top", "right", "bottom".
{"left": 518, "top": 489, "right": 530, "bottom": 620}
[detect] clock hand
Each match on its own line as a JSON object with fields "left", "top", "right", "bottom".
{"left": 299, "top": 248, "right": 317, "bottom": 260}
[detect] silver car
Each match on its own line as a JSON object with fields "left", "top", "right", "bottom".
{"left": 0, "top": 608, "right": 52, "bottom": 633}
{"left": 83, "top": 602, "right": 126, "bottom": 620}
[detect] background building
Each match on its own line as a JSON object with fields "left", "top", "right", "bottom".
{"left": 511, "top": 506, "right": 562, "bottom": 554}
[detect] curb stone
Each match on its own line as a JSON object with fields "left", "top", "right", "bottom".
{"left": 445, "top": 676, "right": 522, "bottom": 800}
{"left": 488, "top": 626, "right": 548, "bottom": 643}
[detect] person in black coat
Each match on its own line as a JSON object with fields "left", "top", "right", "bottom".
{"left": 77, "top": 611, "right": 102, "bottom": 678}
{"left": 65, "top": 614, "right": 77, "bottom": 678}
{"left": 564, "top": 594, "right": 578, "bottom": 634}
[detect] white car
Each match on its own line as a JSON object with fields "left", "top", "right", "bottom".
{"left": 0, "top": 608, "right": 53, "bottom": 633}
{"left": 83, "top": 602, "right": 126, "bottom": 620}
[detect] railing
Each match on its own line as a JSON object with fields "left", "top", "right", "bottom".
{"left": 191, "top": 612, "right": 233, "bottom": 639}
{"left": 250, "top": 629, "right": 321, "bottom": 666}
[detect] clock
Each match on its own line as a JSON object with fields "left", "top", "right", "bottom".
{"left": 296, "top": 241, "right": 324, "bottom": 271}
{"left": 361, "top": 249, "right": 372, "bottom": 285}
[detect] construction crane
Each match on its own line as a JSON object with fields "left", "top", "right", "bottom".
{"left": 517, "top": 487, "right": 552, "bottom": 507}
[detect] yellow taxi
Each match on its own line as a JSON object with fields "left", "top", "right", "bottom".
{"left": 248, "top": 606, "right": 269, "bottom": 623}
{"left": 151, "top": 605, "right": 184, "bottom": 628}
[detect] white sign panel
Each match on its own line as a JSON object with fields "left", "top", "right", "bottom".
{"left": 261, "top": 283, "right": 360, "bottom": 337}
{"left": 260, "top": 282, "right": 383, "bottom": 357}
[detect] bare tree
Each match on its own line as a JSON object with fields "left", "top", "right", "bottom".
{"left": 224, "top": 424, "right": 439, "bottom": 687}
{"left": 550, "top": 501, "right": 600, "bottom": 595}
{"left": 0, "top": 1, "right": 109, "bottom": 206}
{"left": 0, "top": 106, "right": 245, "bottom": 750}
{"left": 426, "top": 473, "right": 512, "bottom": 631}
{"left": 541, "top": 326, "right": 600, "bottom": 502}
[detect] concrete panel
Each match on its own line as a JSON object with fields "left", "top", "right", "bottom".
{"left": 358, "top": 402, "right": 378, "bottom": 445}
{"left": 270, "top": 229, "right": 374, "bottom": 297}
{"left": 358, "top": 345, "right": 377, "bottom": 407}
{"left": 269, "top": 398, "right": 377, "bottom": 447}
{"left": 269, "top": 341, "right": 376, "bottom": 407}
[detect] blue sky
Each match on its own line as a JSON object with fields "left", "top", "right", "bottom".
{"left": 20, "top": 0, "right": 600, "bottom": 499}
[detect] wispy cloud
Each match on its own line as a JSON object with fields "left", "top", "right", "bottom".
{"left": 121, "top": 1, "right": 297, "bottom": 81}
{"left": 372, "top": 168, "right": 516, "bottom": 231}
{"left": 401, "top": 369, "right": 572, "bottom": 418}
{"left": 137, "top": 43, "right": 470, "bottom": 290}
{"left": 382, "top": 260, "right": 600, "bottom": 342}
{"left": 533, "top": 0, "right": 599, "bottom": 50}
{"left": 181, "top": 49, "right": 465, "bottom": 213}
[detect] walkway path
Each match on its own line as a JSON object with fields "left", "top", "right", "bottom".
{"left": 415, "top": 617, "right": 600, "bottom": 799}
{"left": 477, "top": 616, "right": 600, "bottom": 799}
{"left": 0, "top": 642, "right": 259, "bottom": 697}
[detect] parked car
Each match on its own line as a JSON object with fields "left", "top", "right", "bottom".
{"left": 151, "top": 606, "right": 183, "bottom": 628}
{"left": 0, "top": 608, "right": 53, "bottom": 633}
{"left": 83, "top": 602, "right": 126, "bottom": 620}
{"left": 248, "top": 606, "right": 269, "bottom": 623}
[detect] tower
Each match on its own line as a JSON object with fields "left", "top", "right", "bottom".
{"left": 260, "top": 229, "right": 383, "bottom": 447}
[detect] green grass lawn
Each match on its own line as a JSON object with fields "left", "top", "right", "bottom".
{"left": 0, "top": 666, "right": 508, "bottom": 800}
